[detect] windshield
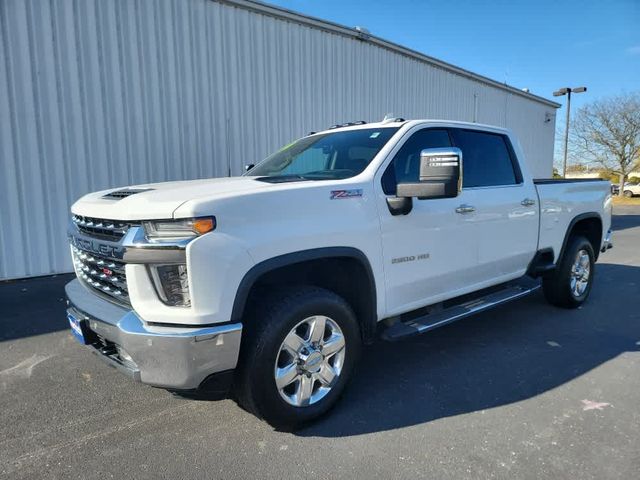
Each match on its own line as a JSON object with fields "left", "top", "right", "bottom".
{"left": 246, "top": 127, "right": 399, "bottom": 181}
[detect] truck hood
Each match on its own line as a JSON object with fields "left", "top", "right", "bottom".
{"left": 71, "top": 177, "right": 272, "bottom": 220}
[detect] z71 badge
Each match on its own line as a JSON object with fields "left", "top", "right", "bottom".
{"left": 330, "top": 189, "right": 363, "bottom": 200}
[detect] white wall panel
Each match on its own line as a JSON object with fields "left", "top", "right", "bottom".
{"left": 0, "top": 0, "right": 557, "bottom": 279}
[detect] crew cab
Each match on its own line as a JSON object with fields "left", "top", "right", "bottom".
{"left": 65, "top": 118, "right": 613, "bottom": 428}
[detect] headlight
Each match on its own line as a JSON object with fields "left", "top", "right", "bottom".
{"left": 149, "top": 264, "right": 191, "bottom": 307}
{"left": 143, "top": 217, "right": 215, "bottom": 241}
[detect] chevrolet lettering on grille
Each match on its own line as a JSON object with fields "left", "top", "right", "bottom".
{"left": 69, "top": 235, "right": 125, "bottom": 260}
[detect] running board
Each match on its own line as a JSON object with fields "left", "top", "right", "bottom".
{"left": 382, "top": 280, "right": 541, "bottom": 342}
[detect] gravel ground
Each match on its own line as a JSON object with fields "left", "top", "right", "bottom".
{"left": 1, "top": 206, "right": 639, "bottom": 479}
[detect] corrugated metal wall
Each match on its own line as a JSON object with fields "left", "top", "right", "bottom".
{"left": 0, "top": 0, "right": 557, "bottom": 280}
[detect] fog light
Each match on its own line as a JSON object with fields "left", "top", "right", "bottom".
{"left": 149, "top": 264, "right": 191, "bottom": 307}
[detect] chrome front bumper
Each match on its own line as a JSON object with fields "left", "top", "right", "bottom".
{"left": 65, "top": 279, "right": 242, "bottom": 390}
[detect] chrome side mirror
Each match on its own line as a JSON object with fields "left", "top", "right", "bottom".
{"left": 398, "top": 147, "right": 462, "bottom": 200}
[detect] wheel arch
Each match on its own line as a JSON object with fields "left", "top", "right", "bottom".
{"left": 557, "top": 212, "right": 603, "bottom": 263}
{"left": 231, "top": 247, "right": 378, "bottom": 344}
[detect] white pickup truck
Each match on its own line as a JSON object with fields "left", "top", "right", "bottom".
{"left": 622, "top": 182, "right": 640, "bottom": 198}
{"left": 65, "top": 118, "right": 613, "bottom": 428}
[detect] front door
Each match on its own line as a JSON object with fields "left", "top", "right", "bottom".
{"left": 376, "top": 127, "right": 480, "bottom": 317}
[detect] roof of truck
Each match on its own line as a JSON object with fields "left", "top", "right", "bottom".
{"left": 313, "top": 119, "right": 511, "bottom": 135}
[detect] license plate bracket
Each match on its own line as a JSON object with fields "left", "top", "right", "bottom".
{"left": 67, "top": 312, "right": 90, "bottom": 345}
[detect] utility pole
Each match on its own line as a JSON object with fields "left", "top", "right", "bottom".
{"left": 553, "top": 87, "right": 587, "bottom": 177}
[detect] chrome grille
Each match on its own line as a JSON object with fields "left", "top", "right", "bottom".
{"left": 72, "top": 214, "right": 130, "bottom": 241}
{"left": 71, "top": 245, "right": 129, "bottom": 305}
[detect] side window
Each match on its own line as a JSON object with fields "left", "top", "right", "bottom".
{"left": 382, "top": 129, "right": 451, "bottom": 195}
{"left": 449, "top": 129, "right": 519, "bottom": 188}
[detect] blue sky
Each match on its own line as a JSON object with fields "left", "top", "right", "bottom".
{"left": 266, "top": 0, "right": 639, "bottom": 116}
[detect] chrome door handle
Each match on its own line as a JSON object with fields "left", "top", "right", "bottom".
{"left": 521, "top": 198, "right": 536, "bottom": 207}
{"left": 455, "top": 204, "right": 476, "bottom": 214}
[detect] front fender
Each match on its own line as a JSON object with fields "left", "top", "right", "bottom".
{"left": 229, "top": 247, "right": 379, "bottom": 342}
{"left": 185, "top": 232, "right": 255, "bottom": 325}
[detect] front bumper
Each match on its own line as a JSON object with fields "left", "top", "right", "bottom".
{"left": 65, "top": 279, "right": 242, "bottom": 390}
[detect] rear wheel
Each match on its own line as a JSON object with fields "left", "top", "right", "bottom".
{"left": 234, "top": 286, "right": 361, "bottom": 429}
{"left": 542, "top": 235, "right": 595, "bottom": 308}
{"left": 624, "top": 190, "right": 634, "bottom": 198}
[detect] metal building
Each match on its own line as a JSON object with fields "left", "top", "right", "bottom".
{"left": 0, "top": 0, "right": 559, "bottom": 280}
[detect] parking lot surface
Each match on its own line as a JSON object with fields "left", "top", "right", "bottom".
{"left": 2, "top": 206, "right": 639, "bottom": 479}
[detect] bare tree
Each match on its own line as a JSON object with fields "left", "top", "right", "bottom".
{"left": 570, "top": 92, "right": 640, "bottom": 196}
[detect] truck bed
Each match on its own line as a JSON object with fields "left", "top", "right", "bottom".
{"left": 534, "top": 178, "right": 612, "bottom": 262}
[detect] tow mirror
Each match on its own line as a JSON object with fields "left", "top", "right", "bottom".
{"left": 386, "top": 147, "right": 462, "bottom": 216}
{"left": 398, "top": 147, "right": 462, "bottom": 200}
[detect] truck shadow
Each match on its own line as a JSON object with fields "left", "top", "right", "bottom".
{"left": 297, "top": 262, "right": 640, "bottom": 438}
{"left": 610, "top": 212, "right": 640, "bottom": 231}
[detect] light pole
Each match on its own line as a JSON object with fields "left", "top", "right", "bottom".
{"left": 553, "top": 86, "right": 587, "bottom": 178}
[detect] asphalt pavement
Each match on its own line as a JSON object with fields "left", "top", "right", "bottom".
{"left": 1, "top": 206, "right": 639, "bottom": 479}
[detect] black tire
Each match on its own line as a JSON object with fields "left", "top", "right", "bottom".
{"left": 234, "top": 286, "right": 361, "bottom": 429}
{"left": 542, "top": 235, "right": 595, "bottom": 308}
{"left": 623, "top": 190, "right": 634, "bottom": 198}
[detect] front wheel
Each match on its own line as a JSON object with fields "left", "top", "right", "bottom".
{"left": 624, "top": 190, "right": 634, "bottom": 198}
{"left": 234, "top": 286, "right": 361, "bottom": 429}
{"left": 542, "top": 235, "right": 595, "bottom": 308}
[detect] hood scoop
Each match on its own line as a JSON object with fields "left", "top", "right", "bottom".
{"left": 102, "top": 188, "right": 154, "bottom": 200}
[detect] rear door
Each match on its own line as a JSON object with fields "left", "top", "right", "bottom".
{"left": 448, "top": 128, "right": 538, "bottom": 280}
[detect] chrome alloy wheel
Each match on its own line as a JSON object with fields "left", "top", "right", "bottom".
{"left": 570, "top": 249, "right": 591, "bottom": 297}
{"left": 274, "top": 316, "right": 346, "bottom": 407}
